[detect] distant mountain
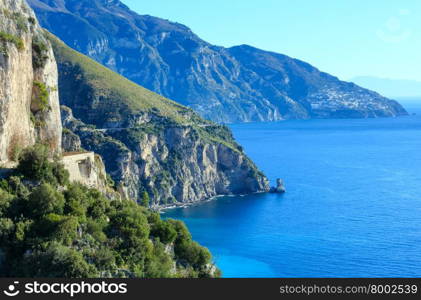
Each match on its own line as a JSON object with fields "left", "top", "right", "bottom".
{"left": 28, "top": 0, "right": 408, "bottom": 123}
{"left": 351, "top": 76, "right": 421, "bottom": 98}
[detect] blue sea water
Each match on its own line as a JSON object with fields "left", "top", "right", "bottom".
{"left": 164, "top": 102, "right": 421, "bottom": 278}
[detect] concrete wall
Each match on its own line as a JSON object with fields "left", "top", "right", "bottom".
{"left": 62, "top": 152, "right": 106, "bottom": 189}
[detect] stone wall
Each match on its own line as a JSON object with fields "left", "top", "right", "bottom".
{"left": 62, "top": 152, "right": 107, "bottom": 192}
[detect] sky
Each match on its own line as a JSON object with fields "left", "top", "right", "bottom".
{"left": 121, "top": 0, "right": 421, "bottom": 82}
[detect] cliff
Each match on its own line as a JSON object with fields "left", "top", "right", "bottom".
{"left": 0, "top": 0, "right": 61, "bottom": 164}
{"left": 28, "top": 0, "right": 408, "bottom": 123}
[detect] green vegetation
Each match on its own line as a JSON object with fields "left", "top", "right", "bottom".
{"left": 17, "top": 144, "right": 69, "bottom": 186}
{"left": 1, "top": 10, "right": 28, "bottom": 32}
{"left": 47, "top": 32, "right": 242, "bottom": 151}
{"left": 13, "top": 12, "right": 28, "bottom": 33}
{"left": 0, "top": 144, "right": 217, "bottom": 278}
{"left": 0, "top": 31, "right": 24, "bottom": 52}
{"left": 196, "top": 124, "right": 243, "bottom": 153}
{"left": 30, "top": 112, "right": 46, "bottom": 129}
{"left": 141, "top": 191, "right": 150, "bottom": 208}
{"left": 32, "top": 36, "right": 49, "bottom": 69}
{"left": 0, "top": 10, "right": 29, "bottom": 55}
{"left": 62, "top": 128, "right": 72, "bottom": 134}
{"left": 28, "top": 17, "right": 36, "bottom": 26}
{"left": 47, "top": 32, "right": 191, "bottom": 124}
{"left": 32, "top": 81, "right": 50, "bottom": 112}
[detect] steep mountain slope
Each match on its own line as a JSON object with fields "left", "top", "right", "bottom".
{"left": 47, "top": 33, "right": 269, "bottom": 206}
{"left": 28, "top": 0, "right": 407, "bottom": 123}
{"left": 0, "top": 0, "right": 62, "bottom": 164}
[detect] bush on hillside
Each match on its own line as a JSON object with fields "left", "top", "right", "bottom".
{"left": 0, "top": 145, "right": 217, "bottom": 278}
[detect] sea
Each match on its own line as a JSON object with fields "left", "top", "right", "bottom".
{"left": 163, "top": 100, "right": 421, "bottom": 278}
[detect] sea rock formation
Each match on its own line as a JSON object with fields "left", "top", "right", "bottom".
{"left": 29, "top": 0, "right": 408, "bottom": 123}
{"left": 0, "top": 0, "right": 61, "bottom": 164}
{"left": 270, "top": 179, "right": 286, "bottom": 194}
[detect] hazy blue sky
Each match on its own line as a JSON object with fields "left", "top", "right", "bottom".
{"left": 122, "top": 0, "right": 421, "bottom": 82}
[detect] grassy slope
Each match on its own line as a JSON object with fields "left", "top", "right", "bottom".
{"left": 47, "top": 32, "right": 198, "bottom": 124}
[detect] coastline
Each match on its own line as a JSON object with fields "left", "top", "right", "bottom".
{"left": 157, "top": 191, "right": 268, "bottom": 213}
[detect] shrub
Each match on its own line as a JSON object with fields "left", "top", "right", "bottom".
{"left": 141, "top": 191, "right": 150, "bottom": 207}
{"left": 17, "top": 144, "right": 69, "bottom": 186}
{"left": 0, "top": 218, "right": 14, "bottom": 244}
{"left": 88, "top": 247, "right": 116, "bottom": 271}
{"left": 32, "top": 37, "right": 49, "bottom": 69}
{"left": 145, "top": 240, "right": 174, "bottom": 277}
{"left": 13, "top": 13, "right": 28, "bottom": 33}
{"left": 0, "top": 31, "right": 24, "bottom": 51}
{"left": 169, "top": 219, "right": 211, "bottom": 269}
{"left": 86, "top": 218, "right": 107, "bottom": 243}
{"left": 0, "top": 144, "right": 218, "bottom": 278}
{"left": 20, "top": 243, "right": 98, "bottom": 278}
{"left": 0, "top": 189, "right": 13, "bottom": 217}
{"left": 52, "top": 161, "right": 70, "bottom": 186}
{"left": 36, "top": 214, "right": 78, "bottom": 246}
{"left": 31, "top": 81, "right": 50, "bottom": 112}
{"left": 28, "top": 17, "right": 36, "bottom": 26}
{"left": 27, "top": 183, "right": 65, "bottom": 218}
{"left": 150, "top": 220, "right": 177, "bottom": 244}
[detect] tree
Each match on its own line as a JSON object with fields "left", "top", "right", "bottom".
{"left": 0, "top": 144, "right": 218, "bottom": 278}
{"left": 0, "top": 189, "right": 13, "bottom": 217}
{"left": 141, "top": 191, "right": 150, "bottom": 207}
{"left": 27, "top": 183, "right": 65, "bottom": 218}
{"left": 150, "top": 220, "right": 177, "bottom": 244}
{"left": 17, "top": 144, "right": 69, "bottom": 186}
{"left": 19, "top": 243, "right": 98, "bottom": 278}
{"left": 17, "top": 144, "right": 52, "bottom": 181}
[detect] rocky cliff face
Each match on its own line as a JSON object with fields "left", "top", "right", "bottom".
{"left": 28, "top": 0, "right": 408, "bottom": 123}
{"left": 61, "top": 102, "right": 269, "bottom": 207}
{"left": 0, "top": 0, "right": 61, "bottom": 164}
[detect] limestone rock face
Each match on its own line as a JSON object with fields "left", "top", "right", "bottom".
{"left": 0, "top": 0, "right": 61, "bottom": 164}
{"left": 128, "top": 126, "right": 270, "bottom": 208}
{"left": 61, "top": 106, "right": 269, "bottom": 207}
{"left": 62, "top": 129, "right": 81, "bottom": 152}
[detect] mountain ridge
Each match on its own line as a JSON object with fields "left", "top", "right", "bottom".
{"left": 28, "top": 0, "right": 408, "bottom": 123}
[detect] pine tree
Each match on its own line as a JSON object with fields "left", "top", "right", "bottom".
{"left": 141, "top": 191, "right": 150, "bottom": 207}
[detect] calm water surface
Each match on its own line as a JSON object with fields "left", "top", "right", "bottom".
{"left": 164, "top": 102, "right": 421, "bottom": 278}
